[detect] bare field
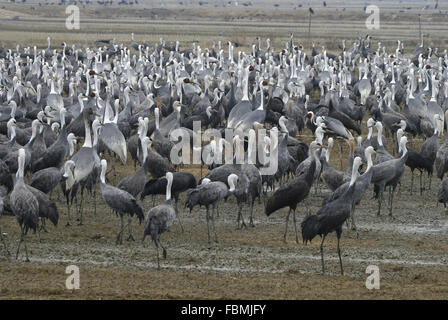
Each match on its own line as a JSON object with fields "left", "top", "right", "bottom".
{"left": 1, "top": 1, "right": 448, "bottom": 52}
{"left": 1, "top": 0, "right": 448, "bottom": 300}
{"left": 0, "top": 135, "right": 448, "bottom": 299}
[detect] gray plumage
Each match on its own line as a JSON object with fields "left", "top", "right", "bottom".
{"left": 371, "top": 136, "right": 408, "bottom": 216}
{"left": 99, "top": 123, "right": 127, "bottom": 164}
{"left": 10, "top": 149, "right": 39, "bottom": 261}
{"left": 30, "top": 167, "right": 63, "bottom": 194}
{"left": 185, "top": 178, "right": 232, "bottom": 243}
{"left": 142, "top": 172, "right": 176, "bottom": 269}
{"left": 99, "top": 159, "right": 144, "bottom": 244}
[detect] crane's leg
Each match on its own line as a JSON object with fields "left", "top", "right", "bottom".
{"left": 158, "top": 237, "right": 167, "bottom": 260}
{"left": 420, "top": 171, "right": 423, "bottom": 195}
{"left": 249, "top": 198, "right": 255, "bottom": 227}
{"left": 389, "top": 187, "right": 396, "bottom": 217}
{"left": 16, "top": 227, "right": 23, "bottom": 260}
{"left": 175, "top": 200, "right": 184, "bottom": 233}
{"left": 212, "top": 206, "right": 218, "bottom": 243}
{"left": 320, "top": 235, "right": 326, "bottom": 274}
{"left": 66, "top": 196, "right": 71, "bottom": 227}
{"left": 429, "top": 173, "right": 432, "bottom": 191}
{"left": 336, "top": 229, "right": 344, "bottom": 275}
{"left": 377, "top": 189, "right": 383, "bottom": 216}
{"left": 116, "top": 215, "right": 124, "bottom": 245}
{"left": 410, "top": 171, "right": 414, "bottom": 195}
{"left": 154, "top": 240, "right": 160, "bottom": 270}
{"left": 126, "top": 217, "right": 135, "bottom": 241}
{"left": 93, "top": 189, "right": 97, "bottom": 216}
{"left": 77, "top": 189, "right": 84, "bottom": 226}
{"left": 292, "top": 208, "right": 299, "bottom": 244}
{"left": 23, "top": 232, "right": 30, "bottom": 263}
{"left": 339, "top": 142, "right": 343, "bottom": 170}
{"left": 283, "top": 208, "right": 291, "bottom": 244}
{"left": 0, "top": 225, "right": 10, "bottom": 256}
{"left": 206, "top": 207, "right": 211, "bottom": 243}
{"left": 236, "top": 204, "right": 246, "bottom": 229}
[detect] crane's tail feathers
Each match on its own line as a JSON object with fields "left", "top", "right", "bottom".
{"left": 301, "top": 215, "right": 320, "bottom": 244}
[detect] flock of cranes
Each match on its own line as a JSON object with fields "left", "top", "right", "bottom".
{"left": 0, "top": 33, "right": 448, "bottom": 274}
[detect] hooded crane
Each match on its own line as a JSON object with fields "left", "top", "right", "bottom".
{"left": 265, "top": 141, "right": 320, "bottom": 244}
{"left": 371, "top": 136, "right": 409, "bottom": 216}
{"left": 99, "top": 99, "right": 127, "bottom": 164}
{"left": 99, "top": 159, "right": 144, "bottom": 244}
{"left": 140, "top": 171, "right": 197, "bottom": 231}
{"left": 185, "top": 174, "right": 238, "bottom": 243}
{"left": 323, "top": 146, "right": 376, "bottom": 232}
{"left": 10, "top": 148, "right": 39, "bottom": 262}
{"left": 142, "top": 171, "right": 175, "bottom": 269}
{"left": 0, "top": 187, "right": 9, "bottom": 256}
{"left": 32, "top": 107, "right": 69, "bottom": 172}
{"left": 301, "top": 156, "right": 362, "bottom": 275}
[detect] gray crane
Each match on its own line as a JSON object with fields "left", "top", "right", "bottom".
{"left": 142, "top": 171, "right": 176, "bottom": 269}
{"left": 371, "top": 136, "right": 409, "bottom": 216}
{"left": 436, "top": 132, "right": 448, "bottom": 180}
{"left": 30, "top": 166, "right": 65, "bottom": 195}
{"left": 0, "top": 186, "right": 9, "bottom": 256}
{"left": 374, "top": 121, "right": 393, "bottom": 164}
{"left": 99, "top": 159, "right": 144, "bottom": 244}
{"left": 203, "top": 163, "right": 250, "bottom": 229}
{"left": 321, "top": 137, "right": 350, "bottom": 192}
{"left": 301, "top": 156, "right": 362, "bottom": 275}
{"left": 10, "top": 149, "right": 39, "bottom": 262}
{"left": 324, "top": 146, "right": 376, "bottom": 232}
{"left": 32, "top": 107, "right": 69, "bottom": 172}
{"left": 185, "top": 174, "right": 238, "bottom": 243}
{"left": 99, "top": 99, "right": 127, "bottom": 164}
{"left": 118, "top": 136, "right": 150, "bottom": 199}
{"left": 266, "top": 141, "right": 321, "bottom": 244}
{"left": 419, "top": 114, "right": 441, "bottom": 190}
{"left": 145, "top": 138, "right": 175, "bottom": 179}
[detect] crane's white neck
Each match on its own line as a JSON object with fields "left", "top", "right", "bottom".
{"left": 83, "top": 117, "right": 92, "bottom": 148}
{"left": 166, "top": 174, "right": 173, "bottom": 201}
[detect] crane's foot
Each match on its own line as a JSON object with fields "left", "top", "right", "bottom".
{"left": 65, "top": 222, "right": 71, "bottom": 227}
{"left": 127, "top": 234, "right": 135, "bottom": 242}
{"left": 162, "top": 248, "right": 167, "bottom": 259}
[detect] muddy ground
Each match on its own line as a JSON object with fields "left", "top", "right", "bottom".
{"left": 0, "top": 149, "right": 447, "bottom": 300}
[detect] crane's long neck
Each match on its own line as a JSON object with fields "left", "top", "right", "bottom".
{"left": 257, "top": 85, "right": 264, "bottom": 110}
{"left": 367, "top": 126, "right": 373, "bottom": 140}
{"left": 349, "top": 162, "right": 359, "bottom": 187}
{"left": 113, "top": 100, "right": 119, "bottom": 123}
{"left": 100, "top": 162, "right": 106, "bottom": 184}
{"left": 83, "top": 118, "right": 92, "bottom": 148}
{"left": 93, "top": 125, "right": 100, "bottom": 148}
{"left": 16, "top": 153, "right": 25, "bottom": 181}
{"left": 377, "top": 127, "right": 383, "bottom": 146}
{"left": 242, "top": 69, "right": 249, "bottom": 101}
{"left": 69, "top": 139, "right": 75, "bottom": 156}
{"left": 166, "top": 176, "right": 172, "bottom": 201}
{"left": 366, "top": 152, "right": 373, "bottom": 172}
{"left": 326, "top": 143, "right": 332, "bottom": 163}
{"left": 155, "top": 110, "right": 160, "bottom": 130}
